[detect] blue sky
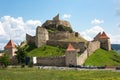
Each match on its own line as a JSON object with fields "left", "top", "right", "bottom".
{"left": 0, "top": 0, "right": 120, "bottom": 50}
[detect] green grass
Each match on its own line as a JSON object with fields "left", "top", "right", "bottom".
{"left": 59, "top": 36, "right": 87, "bottom": 43}
{"left": 23, "top": 43, "right": 37, "bottom": 53}
{"left": 0, "top": 68, "right": 120, "bottom": 80}
{"left": 27, "top": 45, "right": 65, "bottom": 57}
{"left": 84, "top": 49, "right": 120, "bottom": 66}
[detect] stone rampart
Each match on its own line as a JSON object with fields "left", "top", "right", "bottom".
{"left": 76, "top": 41, "right": 100, "bottom": 65}
{"left": 37, "top": 56, "right": 65, "bottom": 66}
{"left": 49, "top": 31, "right": 76, "bottom": 40}
{"left": 26, "top": 34, "right": 35, "bottom": 44}
{"left": 47, "top": 40, "right": 86, "bottom": 53}
{"left": 87, "top": 41, "right": 100, "bottom": 56}
{"left": 77, "top": 50, "right": 88, "bottom": 65}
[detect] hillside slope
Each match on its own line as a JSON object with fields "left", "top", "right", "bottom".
{"left": 26, "top": 45, "right": 65, "bottom": 57}
{"left": 84, "top": 49, "right": 120, "bottom": 66}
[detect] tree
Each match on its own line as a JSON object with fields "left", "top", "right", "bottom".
{"left": 15, "top": 45, "right": 26, "bottom": 65}
{"left": 0, "top": 53, "right": 11, "bottom": 68}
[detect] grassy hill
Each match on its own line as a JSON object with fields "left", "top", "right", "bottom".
{"left": 24, "top": 44, "right": 65, "bottom": 57}
{"left": 84, "top": 49, "right": 120, "bottom": 66}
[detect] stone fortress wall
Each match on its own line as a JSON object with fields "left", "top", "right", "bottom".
{"left": 87, "top": 41, "right": 100, "bottom": 56}
{"left": 76, "top": 41, "right": 100, "bottom": 65}
{"left": 47, "top": 41, "right": 85, "bottom": 53}
{"left": 36, "top": 56, "right": 65, "bottom": 66}
{"left": 35, "top": 41, "right": 100, "bottom": 66}
{"left": 26, "top": 34, "right": 35, "bottom": 44}
{"left": 49, "top": 31, "right": 76, "bottom": 40}
{"left": 35, "top": 27, "right": 49, "bottom": 47}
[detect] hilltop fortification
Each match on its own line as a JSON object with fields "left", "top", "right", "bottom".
{"left": 26, "top": 14, "right": 111, "bottom": 66}
{"left": 26, "top": 14, "right": 87, "bottom": 52}
{"left": 42, "top": 14, "right": 72, "bottom": 29}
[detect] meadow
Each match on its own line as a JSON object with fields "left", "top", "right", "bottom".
{"left": 0, "top": 68, "right": 120, "bottom": 80}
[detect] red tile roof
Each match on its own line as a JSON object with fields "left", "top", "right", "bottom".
{"left": 66, "top": 43, "right": 76, "bottom": 51}
{"left": 4, "top": 40, "right": 16, "bottom": 48}
{"left": 99, "top": 32, "right": 110, "bottom": 39}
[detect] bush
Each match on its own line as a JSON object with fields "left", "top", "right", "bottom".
{"left": 0, "top": 53, "right": 11, "bottom": 68}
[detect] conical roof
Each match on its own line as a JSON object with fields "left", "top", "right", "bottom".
{"left": 4, "top": 40, "right": 16, "bottom": 48}
{"left": 66, "top": 43, "right": 76, "bottom": 51}
{"left": 99, "top": 32, "right": 110, "bottom": 39}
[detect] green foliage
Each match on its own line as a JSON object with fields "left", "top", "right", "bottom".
{"left": 15, "top": 46, "right": 27, "bottom": 64}
{"left": 0, "top": 68, "right": 120, "bottom": 80}
{"left": 44, "top": 24, "right": 73, "bottom": 33}
{"left": 27, "top": 45, "right": 65, "bottom": 57}
{"left": 84, "top": 49, "right": 120, "bottom": 66}
{"left": 111, "top": 54, "right": 120, "bottom": 63}
{"left": 0, "top": 53, "right": 10, "bottom": 68}
{"left": 57, "top": 25, "right": 73, "bottom": 33}
{"left": 24, "top": 43, "right": 36, "bottom": 53}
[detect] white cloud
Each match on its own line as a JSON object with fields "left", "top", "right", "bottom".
{"left": 81, "top": 25, "right": 120, "bottom": 44}
{"left": 109, "top": 34, "right": 120, "bottom": 44}
{"left": 91, "top": 19, "right": 104, "bottom": 25}
{"left": 0, "top": 16, "right": 41, "bottom": 50}
{"left": 81, "top": 26, "right": 104, "bottom": 41}
{"left": 62, "top": 14, "right": 71, "bottom": 19}
{"left": 0, "top": 23, "right": 5, "bottom": 35}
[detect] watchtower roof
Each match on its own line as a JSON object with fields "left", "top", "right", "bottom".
{"left": 99, "top": 32, "right": 110, "bottom": 39}
{"left": 94, "top": 32, "right": 101, "bottom": 40}
{"left": 4, "top": 40, "right": 16, "bottom": 48}
{"left": 66, "top": 43, "right": 76, "bottom": 51}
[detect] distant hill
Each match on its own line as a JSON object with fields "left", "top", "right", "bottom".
{"left": 111, "top": 44, "right": 120, "bottom": 53}
{"left": 84, "top": 48, "right": 120, "bottom": 66}
{"left": 0, "top": 50, "right": 4, "bottom": 53}
{"left": 111, "top": 44, "right": 120, "bottom": 51}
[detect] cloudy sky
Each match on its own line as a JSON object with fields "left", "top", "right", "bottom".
{"left": 0, "top": 0, "right": 120, "bottom": 50}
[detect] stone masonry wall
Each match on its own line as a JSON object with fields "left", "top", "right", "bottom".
{"left": 65, "top": 51, "right": 78, "bottom": 66}
{"left": 49, "top": 31, "right": 76, "bottom": 40}
{"left": 77, "top": 50, "right": 88, "bottom": 65}
{"left": 26, "top": 34, "right": 35, "bottom": 44}
{"left": 100, "top": 39, "right": 111, "bottom": 51}
{"left": 35, "top": 27, "right": 49, "bottom": 47}
{"left": 76, "top": 41, "right": 100, "bottom": 65}
{"left": 37, "top": 56, "right": 65, "bottom": 66}
{"left": 87, "top": 41, "right": 100, "bottom": 56}
{"left": 47, "top": 40, "right": 86, "bottom": 53}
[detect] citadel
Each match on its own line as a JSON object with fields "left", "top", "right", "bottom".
{"left": 4, "top": 14, "right": 111, "bottom": 66}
